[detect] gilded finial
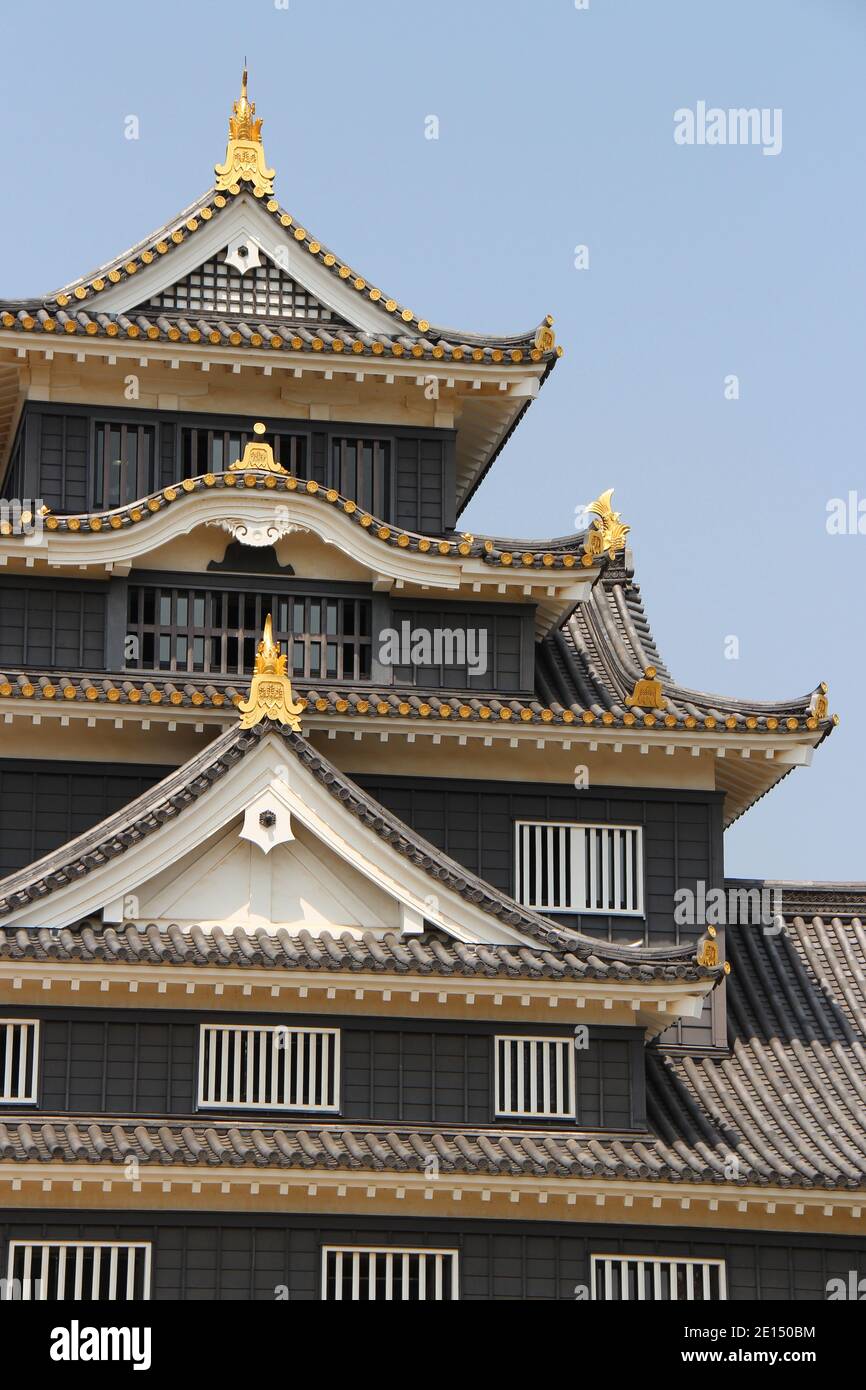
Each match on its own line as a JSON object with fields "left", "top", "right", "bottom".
{"left": 229, "top": 422, "right": 286, "bottom": 474}
{"left": 237, "top": 614, "right": 305, "bottom": 731}
{"left": 625, "top": 666, "right": 667, "bottom": 710}
{"left": 581, "top": 488, "right": 630, "bottom": 566}
{"left": 696, "top": 924, "right": 720, "bottom": 969}
{"left": 810, "top": 682, "right": 829, "bottom": 721}
{"left": 534, "top": 317, "right": 556, "bottom": 353}
{"left": 215, "top": 67, "right": 276, "bottom": 197}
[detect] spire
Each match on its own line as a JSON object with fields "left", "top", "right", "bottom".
{"left": 236, "top": 614, "right": 305, "bottom": 731}
{"left": 214, "top": 66, "right": 276, "bottom": 198}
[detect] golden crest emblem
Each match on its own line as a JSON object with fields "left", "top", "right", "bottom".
{"left": 237, "top": 614, "right": 305, "bottom": 732}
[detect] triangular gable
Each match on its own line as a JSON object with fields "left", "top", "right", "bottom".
{"left": 0, "top": 725, "right": 575, "bottom": 947}
{"left": 76, "top": 193, "right": 416, "bottom": 338}
{"left": 134, "top": 246, "right": 352, "bottom": 328}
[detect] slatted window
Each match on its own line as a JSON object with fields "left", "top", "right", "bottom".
{"left": 494, "top": 1035, "right": 576, "bottom": 1119}
{"left": 0, "top": 1020, "right": 38, "bottom": 1104}
{"left": 145, "top": 254, "right": 349, "bottom": 323}
{"left": 125, "top": 586, "right": 371, "bottom": 679}
{"left": 331, "top": 437, "right": 392, "bottom": 516}
{"left": 515, "top": 821, "right": 644, "bottom": 916}
{"left": 179, "top": 425, "right": 307, "bottom": 479}
{"left": 5, "top": 1241, "right": 151, "bottom": 1301}
{"left": 198, "top": 1024, "right": 340, "bottom": 1112}
{"left": 93, "top": 422, "right": 156, "bottom": 508}
{"left": 591, "top": 1255, "right": 727, "bottom": 1301}
{"left": 322, "top": 1247, "right": 459, "bottom": 1301}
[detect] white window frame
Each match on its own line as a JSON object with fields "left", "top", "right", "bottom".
{"left": 494, "top": 1034, "right": 577, "bottom": 1119}
{"left": 591, "top": 1254, "right": 727, "bottom": 1301}
{"left": 0, "top": 1019, "right": 39, "bottom": 1104}
{"left": 514, "top": 820, "right": 645, "bottom": 916}
{"left": 321, "top": 1246, "right": 459, "bottom": 1301}
{"left": 5, "top": 1240, "right": 152, "bottom": 1301}
{"left": 197, "top": 1023, "right": 341, "bottom": 1113}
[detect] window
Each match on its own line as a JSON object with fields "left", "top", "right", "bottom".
{"left": 0, "top": 1020, "right": 38, "bottom": 1104}
{"left": 198, "top": 1024, "right": 340, "bottom": 1112}
{"left": 179, "top": 425, "right": 307, "bottom": 479}
{"left": 5, "top": 1241, "right": 151, "bottom": 1301}
{"left": 145, "top": 254, "right": 349, "bottom": 323}
{"left": 591, "top": 1255, "right": 727, "bottom": 1301}
{"left": 322, "top": 1247, "right": 459, "bottom": 1301}
{"left": 331, "top": 437, "right": 391, "bottom": 516}
{"left": 125, "top": 586, "right": 372, "bottom": 680}
{"left": 494, "top": 1035, "right": 576, "bottom": 1119}
{"left": 515, "top": 821, "right": 644, "bottom": 916}
{"left": 93, "top": 421, "right": 156, "bottom": 508}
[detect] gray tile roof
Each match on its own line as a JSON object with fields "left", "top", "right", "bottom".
{"left": 0, "top": 898, "right": 863, "bottom": 1191}
{"left": 0, "top": 184, "right": 559, "bottom": 363}
{"left": 0, "top": 923, "right": 713, "bottom": 983}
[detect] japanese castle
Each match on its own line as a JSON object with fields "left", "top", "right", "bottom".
{"left": 0, "top": 74, "right": 861, "bottom": 1302}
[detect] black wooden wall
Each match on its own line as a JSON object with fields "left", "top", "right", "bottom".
{"left": 10, "top": 1008, "right": 644, "bottom": 1131}
{"left": 0, "top": 1211, "right": 860, "bottom": 1300}
{"left": 2, "top": 403, "right": 457, "bottom": 535}
{"left": 0, "top": 761, "right": 173, "bottom": 877}
{"left": 356, "top": 775, "right": 726, "bottom": 948}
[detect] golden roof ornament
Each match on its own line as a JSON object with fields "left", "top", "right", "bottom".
{"left": 237, "top": 614, "right": 305, "bottom": 731}
{"left": 581, "top": 488, "right": 630, "bottom": 566}
{"left": 534, "top": 316, "right": 556, "bottom": 353}
{"left": 625, "top": 666, "right": 667, "bottom": 710}
{"left": 696, "top": 924, "right": 720, "bottom": 969}
{"left": 214, "top": 67, "right": 276, "bottom": 198}
{"left": 810, "top": 682, "right": 829, "bottom": 721}
{"left": 229, "top": 422, "right": 286, "bottom": 474}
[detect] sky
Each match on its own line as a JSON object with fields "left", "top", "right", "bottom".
{"left": 1, "top": 0, "right": 863, "bottom": 879}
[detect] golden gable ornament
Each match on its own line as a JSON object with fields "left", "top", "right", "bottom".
{"left": 237, "top": 614, "right": 305, "bottom": 731}
{"left": 215, "top": 68, "right": 276, "bottom": 198}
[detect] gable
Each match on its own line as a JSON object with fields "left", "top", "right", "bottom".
{"left": 131, "top": 815, "right": 402, "bottom": 933}
{"left": 133, "top": 247, "right": 353, "bottom": 328}
{"left": 0, "top": 729, "right": 546, "bottom": 945}
{"left": 86, "top": 193, "right": 407, "bottom": 336}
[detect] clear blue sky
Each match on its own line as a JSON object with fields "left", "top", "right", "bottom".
{"left": 2, "top": 0, "right": 863, "bottom": 879}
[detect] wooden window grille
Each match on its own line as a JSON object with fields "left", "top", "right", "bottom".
{"left": 514, "top": 821, "right": 644, "bottom": 916}
{"left": 5, "top": 1241, "right": 152, "bottom": 1301}
{"left": 0, "top": 1020, "right": 38, "bottom": 1104}
{"left": 321, "top": 1247, "right": 459, "bottom": 1301}
{"left": 145, "top": 255, "right": 349, "bottom": 323}
{"left": 178, "top": 426, "right": 307, "bottom": 479}
{"left": 125, "top": 586, "right": 372, "bottom": 680}
{"left": 93, "top": 422, "right": 156, "bottom": 508}
{"left": 197, "top": 1025, "right": 340, "bottom": 1112}
{"left": 591, "top": 1255, "right": 727, "bottom": 1301}
{"left": 494, "top": 1035, "right": 576, "bottom": 1119}
{"left": 330, "top": 437, "right": 392, "bottom": 515}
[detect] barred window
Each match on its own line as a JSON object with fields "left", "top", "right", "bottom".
{"left": 591, "top": 1255, "right": 727, "bottom": 1301}
{"left": 93, "top": 421, "right": 156, "bottom": 509}
{"left": 145, "top": 254, "right": 349, "bottom": 323}
{"left": 5, "top": 1241, "right": 151, "bottom": 1301}
{"left": 331, "top": 437, "right": 392, "bottom": 516}
{"left": 198, "top": 1024, "right": 340, "bottom": 1112}
{"left": 322, "top": 1247, "right": 459, "bottom": 1301}
{"left": 494, "top": 1035, "right": 576, "bottom": 1119}
{"left": 0, "top": 1020, "right": 39, "bottom": 1104}
{"left": 125, "top": 586, "right": 372, "bottom": 680}
{"left": 515, "top": 821, "right": 644, "bottom": 916}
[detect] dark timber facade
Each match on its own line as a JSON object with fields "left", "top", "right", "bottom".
{"left": 0, "top": 74, "right": 859, "bottom": 1303}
